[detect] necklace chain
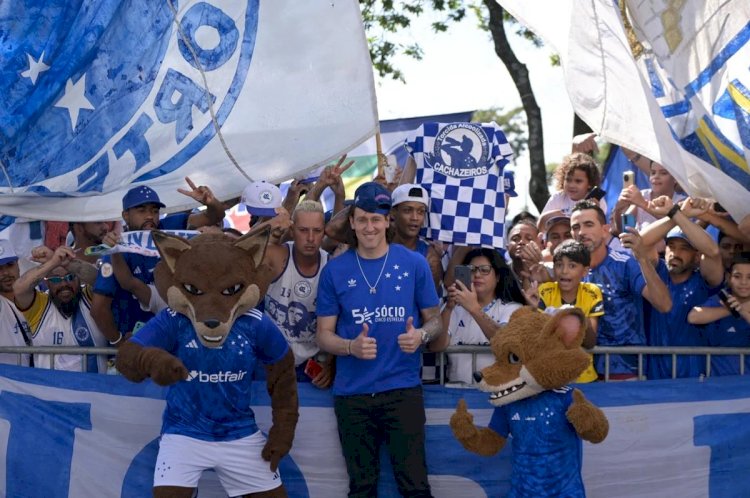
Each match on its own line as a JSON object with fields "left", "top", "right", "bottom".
{"left": 355, "top": 248, "right": 389, "bottom": 294}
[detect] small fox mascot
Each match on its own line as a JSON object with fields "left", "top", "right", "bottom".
{"left": 117, "top": 228, "right": 298, "bottom": 498}
{"left": 450, "top": 307, "right": 608, "bottom": 498}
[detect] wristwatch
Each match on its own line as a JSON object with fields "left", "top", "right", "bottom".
{"left": 420, "top": 328, "right": 430, "bottom": 344}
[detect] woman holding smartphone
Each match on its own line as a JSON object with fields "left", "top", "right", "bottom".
{"left": 432, "top": 248, "right": 527, "bottom": 384}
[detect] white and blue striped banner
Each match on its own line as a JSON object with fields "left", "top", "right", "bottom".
{"left": 1, "top": 364, "right": 749, "bottom": 497}
{"left": 0, "top": 0, "right": 377, "bottom": 224}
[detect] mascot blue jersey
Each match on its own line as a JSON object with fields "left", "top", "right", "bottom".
{"left": 488, "top": 387, "right": 584, "bottom": 498}
{"left": 132, "top": 308, "right": 289, "bottom": 441}
{"left": 317, "top": 243, "right": 439, "bottom": 395}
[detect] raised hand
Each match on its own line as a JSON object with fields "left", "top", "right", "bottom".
{"left": 178, "top": 176, "right": 216, "bottom": 206}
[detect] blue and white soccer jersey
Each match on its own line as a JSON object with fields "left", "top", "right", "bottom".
{"left": 698, "top": 294, "right": 750, "bottom": 376}
{"left": 488, "top": 387, "right": 584, "bottom": 498}
{"left": 316, "top": 244, "right": 440, "bottom": 396}
{"left": 131, "top": 308, "right": 289, "bottom": 440}
{"left": 405, "top": 122, "right": 514, "bottom": 248}
{"left": 583, "top": 248, "right": 652, "bottom": 375}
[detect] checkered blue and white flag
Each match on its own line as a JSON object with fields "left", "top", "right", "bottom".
{"left": 0, "top": 0, "right": 376, "bottom": 223}
{"left": 406, "top": 122, "right": 514, "bottom": 248}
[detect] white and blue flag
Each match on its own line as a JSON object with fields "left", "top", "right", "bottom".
{"left": 0, "top": 0, "right": 377, "bottom": 223}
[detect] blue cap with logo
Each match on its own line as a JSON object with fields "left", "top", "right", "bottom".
{"left": 0, "top": 239, "right": 19, "bottom": 266}
{"left": 665, "top": 226, "right": 695, "bottom": 249}
{"left": 122, "top": 186, "right": 166, "bottom": 210}
{"left": 354, "top": 182, "right": 392, "bottom": 216}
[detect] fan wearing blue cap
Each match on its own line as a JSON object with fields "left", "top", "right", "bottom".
{"left": 91, "top": 179, "right": 226, "bottom": 348}
{"left": 638, "top": 196, "right": 725, "bottom": 379}
{"left": 315, "top": 181, "right": 446, "bottom": 497}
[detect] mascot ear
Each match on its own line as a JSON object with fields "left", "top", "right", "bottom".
{"left": 545, "top": 308, "right": 586, "bottom": 349}
{"left": 233, "top": 226, "right": 271, "bottom": 268}
{"left": 152, "top": 230, "right": 192, "bottom": 273}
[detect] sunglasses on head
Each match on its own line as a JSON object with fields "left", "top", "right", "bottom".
{"left": 45, "top": 273, "right": 76, "bottom": 284}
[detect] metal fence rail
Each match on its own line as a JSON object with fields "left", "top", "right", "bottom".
{"left": 1, "top": 345, "right": 749, "bottom": 382}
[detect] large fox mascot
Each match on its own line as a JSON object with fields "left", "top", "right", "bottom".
{"left": 450, "top": 307, "right": 609, "bottom": 497}
{"left": 117, "top": 228, "right": 298, "bottom": 498}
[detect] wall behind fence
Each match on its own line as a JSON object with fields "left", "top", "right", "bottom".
{"left": 0, "top": 365, "right": 749, "bottom": 497}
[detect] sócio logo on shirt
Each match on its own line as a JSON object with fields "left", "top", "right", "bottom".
{"left": 352, "top": 306, "right": 406, "bottom": 324}
{"left": 186, "top": 369, "right": 248, "bottom": 383}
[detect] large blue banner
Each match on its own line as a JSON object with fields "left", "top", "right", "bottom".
{"left": 1, "top": 365, "right": 749, "bottom": 497}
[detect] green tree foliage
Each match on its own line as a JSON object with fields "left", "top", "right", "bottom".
{"left": 472, "top": 106, "right": 527, "bottom": 159}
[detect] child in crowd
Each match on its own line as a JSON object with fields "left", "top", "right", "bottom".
{"left": 688, "top": 253, "right": 750, "bottom": 375}
{"left": 527, "top": 240, "right": 603, "bottom": 383}
{"left": 612, "top": 157, "right": 686, "bottom": 235}
{"left": 542, "top": 152, "right": 607, "bottom": 216}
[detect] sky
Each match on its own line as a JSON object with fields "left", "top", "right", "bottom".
{"left": 372, "top": 8, "right": 574, "bottom": 168}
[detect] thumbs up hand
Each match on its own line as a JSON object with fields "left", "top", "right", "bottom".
{"left": 350, "top": 322, "right": 377, "bottom": 359}
{"left": 397, "top": 316, "right": 423, "bottom": 354}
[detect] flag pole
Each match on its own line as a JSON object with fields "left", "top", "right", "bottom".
{"left": 375, "top": 131, "right": 387, "bottom": 177}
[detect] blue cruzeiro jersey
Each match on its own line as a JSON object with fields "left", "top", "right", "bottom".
{"left": 699, "top": 294, "right": 750, "bottom": 376}
{"left": 316, "top": 244, "right": 440, "bottom": 396}
{"left": 488, "top": 387, "right": 584, "bottom": 498}
{"left": 583, "top": 248, "right": 652, "bottom": 375}
{"left": 647, "top": 267, "right": 720, "bottom": 380}
{"left": 131, "top": 307, "right": 289, "bottom": 441}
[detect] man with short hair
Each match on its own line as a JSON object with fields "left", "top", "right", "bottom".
{"left": 91, "top": 181, "right": 225, "bottom": 347}
{"left": 639, "top": 197, "right": 724, "bottom": 379}
{"left": 316, "top": 182, "right": 443, "bottom": 498}
{"left": 14, "top": 245, "right": 107, "bottom": 372}
{"left": 263, "top": 199, "right": 331, "bottom": 387}
{"left": 570, "top": 199, "right": 672, "bottom": 379}
{"left": 0, "top": 240, "right": 33, "bottom": 366}
{"left": 69, "top": 221, "right": 113, "bottom": 264}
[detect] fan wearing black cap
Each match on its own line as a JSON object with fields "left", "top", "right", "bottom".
{"left": 316, "top": 182, "right": 444, "bottom": 498}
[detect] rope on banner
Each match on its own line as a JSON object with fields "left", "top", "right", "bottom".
{"left": 166, "top": 0, "right": 252, "bottom": 182}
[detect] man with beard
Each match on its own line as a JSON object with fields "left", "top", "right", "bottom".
{"left": 91, "top": 182, "right": 225, "bottom": 347}
{"left": 0, "top": 240, "right": 33, "bottom": 366}
{"left": 570, "top": 200, "right": 672, "bottom": 379}
{"left": 14, "top": 245, "right": 108, "bottom": 372}
{"left": 69, "top": 221, "right": 113, "bottom": 264}
{"left": 639, "top": 196, "right": 724, "bottom": 379}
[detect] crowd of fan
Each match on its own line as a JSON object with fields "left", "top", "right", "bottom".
{"left": 1, "top": 144, "right": 749, "bottom": 384}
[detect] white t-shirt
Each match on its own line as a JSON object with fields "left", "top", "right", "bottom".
{"left": 447, "top": 300, "right": 522, "bottom": 384}
{"left": 0, "top": 296, "right": 32, "bottom": 366}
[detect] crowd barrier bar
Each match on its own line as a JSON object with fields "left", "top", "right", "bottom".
{"left": 1, "top": 346, "right": 748, "bottom": 381}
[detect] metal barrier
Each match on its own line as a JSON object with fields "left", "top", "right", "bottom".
{"left": 434, "top": 345, "right": 750, "bottom": 384}
{"left": 1, "top": 345, "right": 749, "bottom": 382}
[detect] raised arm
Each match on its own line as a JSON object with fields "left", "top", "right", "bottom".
{"left": 620, "top": 228, "right": 672, "bottom": 313}
{"left": 13, "top": 246, "right": 75, "bottom": 310}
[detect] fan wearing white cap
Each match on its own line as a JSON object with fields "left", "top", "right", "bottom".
{"left": 391, "top": 183, "right": 443, "bottom": 294}
{"left": 0, "top": 240, "right": 33, "bottom": 366}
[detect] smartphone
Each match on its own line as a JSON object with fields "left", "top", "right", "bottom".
{"left": 719, "top": 289, "right": 741, "bottom": 318}
{"left": 304, "top": 358, "right": 323, "bottom": 379}
{"left": 622, "top": 171, "right": 635, "bottom": 188}
{"left": 713, "top": 202, "right": 727, "bottom": 213}
{"left": 454, "top": 265, "right": 473, "bottom": 290}
{"left": 585, "top": 185, "right": 606, "bottom": 201}
{"left": 621, "top": 213, "right": 637, "bottom": 231}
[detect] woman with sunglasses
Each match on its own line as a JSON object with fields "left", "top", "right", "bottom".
{"left": 434, "top": 248, "right": 527, "bottom": 384}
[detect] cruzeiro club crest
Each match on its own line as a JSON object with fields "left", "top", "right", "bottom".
{"left": 431, "top": 123, "right": 490, "bottom": 178}
{"left": 0, "top": 0, "right": 259, "bottom": 195}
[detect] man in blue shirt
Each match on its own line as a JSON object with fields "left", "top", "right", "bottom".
{"left": 91, "top": 182, "right": 225, "bottom": 346}
{"left": 639, "top": 196, "right": 724, "bottom": 379}
{"left": 570, "top": 200, "right": 671, "bottom": 379}
{"left": 316, "top": 182, "right": 444, "bottom": 498}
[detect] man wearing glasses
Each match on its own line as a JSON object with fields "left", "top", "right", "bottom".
{"left": 13, "top": 245, "right": 108, "bottom": 372}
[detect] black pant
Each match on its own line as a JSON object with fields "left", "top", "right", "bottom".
{"left": 333, "top": 386, "right": 432, "bottom": 498}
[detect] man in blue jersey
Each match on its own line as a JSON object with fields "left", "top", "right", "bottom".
{"left": 570, "top": 200, "right": 672, "bottom": 379}
{"left": 316, "top": 182, "right": 444, "bottom": 498}
{"left": 639, "top": 196, "right": 724, "bottom": 379}
{"left": 116, "top": 229, "right": 297, "bottom": 498}
{"left": 91, "top": 181, "right": 226, "bottom": 347}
